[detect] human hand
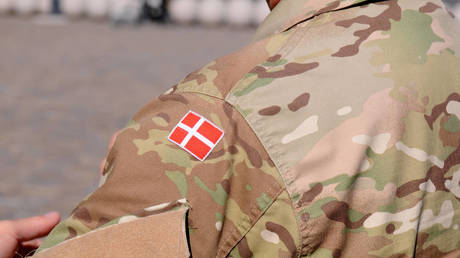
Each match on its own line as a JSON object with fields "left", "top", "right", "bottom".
{"left": 0, "top": 212, "right": 60, "bottom": 258}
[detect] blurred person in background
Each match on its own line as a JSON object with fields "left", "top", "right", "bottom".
{"left": 1, "top": 0, "right": 459, "bottom": 257}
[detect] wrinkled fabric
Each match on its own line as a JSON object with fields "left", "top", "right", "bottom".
{"left": 38, "top": 0, "right": 460, "bottom": 257}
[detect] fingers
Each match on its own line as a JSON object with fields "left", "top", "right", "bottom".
{"left": 21, "top": 238, "right": 43, "bottom": 248}
{"left": 10, "top": 212, "right": 61, "bottom": 242}
{"left": 0, "top": 235, "right": 17, "bottom": 258}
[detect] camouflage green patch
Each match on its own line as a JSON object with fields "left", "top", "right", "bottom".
{"left": 194, "top": 176, "right": 228, "bottom": 206}
{"left": 226, "top": 199, "right": 252, "bottom": 235}
{"left": 256, "top": 193, "right": 272, "bottom": 211}
{"left": 291, "top": 193, "right": 300, "bottom": 202}
{"left": 263, "top": 58, "right": 288, "bottom": 67}
{"left": 321, "top": 174, "right": 360, "bottom": 191}
{"left": 369, "top": 10, "right": 443, "bottom": 65}
{"left": 165, "top": 170, "right": 188, "bottom": 198}
{"left": 233, "top": 78, "right": 274, "bottom": 97}
{"left": 443, "top": 115, "right": 460, "bottom": 133}
{"left": 133, "top": 129, "right": 193, "bottom": 168}
{"left": 234, "top": 104, "right": 253, "bottom": 117}
{"left": 96, "top": 218, "right": 120, "bottom": 229}
{"left": 300, "top": 197, "right": 336, "bottom": 219}
{"left": 37, "top": 219, "right": 90, "bottom": 252}
{"left": 228, "top": 245, "right": 242, "bottom": 258}
{"left": 426, "top": 224, "right": 447, "bottom": 243}
{"left": 348, "top": 207, "right": 367, "bottom": 222}
{"left": 361, "top": 147, "right": 401, "bottom": 191}
{"left": 215, "top": 212, "right": 223, "bottom": 222}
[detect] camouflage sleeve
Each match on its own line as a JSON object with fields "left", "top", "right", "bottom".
{"left": 36, "top": 89, "right": 295, "bottom": 257}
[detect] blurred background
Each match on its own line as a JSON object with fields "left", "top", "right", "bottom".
{"left": 0, "top": 0, "right": 459, "bottom": 220}
{"left": 0, "top": 0, "right": 262, "bottom": 220}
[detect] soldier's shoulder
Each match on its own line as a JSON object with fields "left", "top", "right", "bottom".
{"left": 171, "top": 28, "right": 299, "bottom": 100}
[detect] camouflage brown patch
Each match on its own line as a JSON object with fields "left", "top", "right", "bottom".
{"left": 157, "top": 112, "right": 170, "bottom": 123}
{"left": 385, "top": 223, "right": 395, "bottom": 234}
{"left": 332, "top": 0, "right": 402, "bottom": 57}
{"left": 97, "top": 217, "right": 111, "bottom": 228}
{"left": 207, "top": 148, "right": 226, "bottom": 160}
{"left": 314, "top": 0, "right": 340, "bottom": 16}
{"left": 298, "top": 183, "right": 323, "bottom": 206}
{"left": 241, "top": 137, "right": 263, "bottom": 168}
{"left": 266, "top": 222, "right": 297, "bottom": 255}
{"left": 419, "top": 2, "right": 441, "bottom": 13}
{"left": 267, "top": 54, "right": 282, "bottom": 62}
{"left": 425, "top": 93, "right": 460, "bottom": 130}
{"left": 73, "top": 207, "right": 92, "bottom": 224}
{"left": 301, "top": 213, "right": 310, "bottom": 222}
{"left": 288, "top": 93, "right": 310, "bottom": 112}
{"left": 321, "top": 200, "right": 370, "bottom": 229}
{"left": 258, "top": 105, "right": 282, "bottom": 116}
{"left": 158, "top": 93, "right": 189, "bottom": 104}
{"left": 332, "top": 249, "right": 342, "bottom": 258}
{"left": 207, "top": 36, "right": 272, "bottom": 96}
{"left": 222, "top": 179, "right": 231, "bottom": 194}
{"left": 415, "top": 233, "right": 451, "bottom": 257}
{"left": 65, "top": 227, "right": 77, "bottom": 240}
{"left": 182, "top": 70, "right": 207, "bottom": 85}
{"left": 238, "top": 236, "right": 253, "bottom": 258}
{"left": 397, "top": 139, "right": 460, "bottom": 197}
{"left": 223, "top": 102, "right": 263, "bottom": 168}
{"left": 439, "top": 115, "right": 460, "bottom": 148}
{"left": 228, "top": 145, "right": 238, "bottom": 154}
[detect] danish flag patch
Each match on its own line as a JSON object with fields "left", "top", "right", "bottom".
{"left": 168, "top": 111, "right": 224, "bottom": 161}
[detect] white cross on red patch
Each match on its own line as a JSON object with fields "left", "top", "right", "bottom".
{"left": 168, "top": 111, "right": 224, "bottom": 161}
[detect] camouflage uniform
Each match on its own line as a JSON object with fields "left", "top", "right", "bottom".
{"left": 36, "top": 0, "right": 460, "bottom": 257}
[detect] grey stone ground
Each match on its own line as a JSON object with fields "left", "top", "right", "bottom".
{"left": 0, "top": 16, "right": 254, "bottom": 220}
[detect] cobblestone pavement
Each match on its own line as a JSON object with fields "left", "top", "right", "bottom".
{"left": 0, "top": 16, "right": 254, "bottom": 220}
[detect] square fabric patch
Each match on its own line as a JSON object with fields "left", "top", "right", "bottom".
{"left": 168, "top": 111, "right": 224, "bottom": 161}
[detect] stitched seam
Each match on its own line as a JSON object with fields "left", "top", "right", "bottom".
{"left": 225, "top": 21, "right": 315, "bottom": 256}
{"left": 280, "top": 0, "right": 390, "bottom": 34}
{"left": 216, "top": 187, "right": 285, "bottom": 257}
{"left": 167, "top": 92, "right": 285, "bottom": 257}
{"left": 225, "top": 17, "right": 313, "bottom": 190}
{"left": 175, "top": 24, "right": 306, "bottom": 102}
{"left": 173, "top": 25, "right": 313, "bottom": 256}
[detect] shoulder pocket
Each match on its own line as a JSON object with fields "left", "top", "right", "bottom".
{"left": 35, "top": 200, "right": 190, "bottom": 258}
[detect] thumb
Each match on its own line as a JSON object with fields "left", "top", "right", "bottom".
{"left": 12, "top": 212, "right": 61, "bottom": 242}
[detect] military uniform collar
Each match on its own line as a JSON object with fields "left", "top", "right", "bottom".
{"left": 253, "top": 0, "right": 370, "bottom": 41}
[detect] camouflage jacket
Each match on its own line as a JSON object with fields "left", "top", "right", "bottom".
{"left": 36, "top": 0, "right": 460, "bottom": 257}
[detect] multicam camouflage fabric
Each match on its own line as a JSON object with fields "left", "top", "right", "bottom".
{"left": 37, "top": 0, "right": 459, "bottom": 257}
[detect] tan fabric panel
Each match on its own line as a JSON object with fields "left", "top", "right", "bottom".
{"left": 34, "top": 208, "right": 189, "bottom": 258}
